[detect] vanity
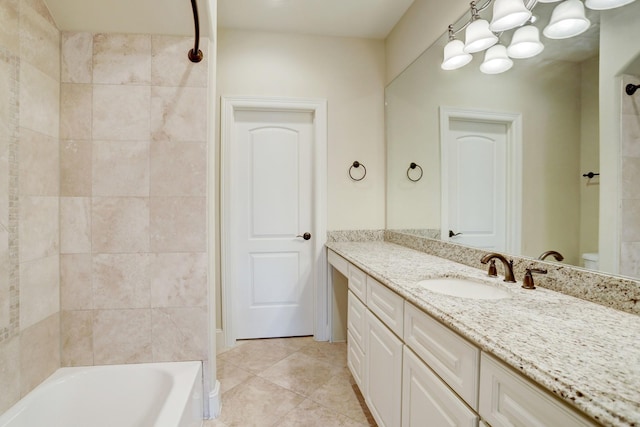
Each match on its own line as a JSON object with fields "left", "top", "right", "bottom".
{"left": 327, "top": 240, "right": 640, "bottom": 427}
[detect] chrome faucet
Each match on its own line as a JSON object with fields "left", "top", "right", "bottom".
{"left": 538, "top": 250, "right": 564, "bottom": 261}
{"left": 481, "top": 253, "right": 516, "bottom": 283}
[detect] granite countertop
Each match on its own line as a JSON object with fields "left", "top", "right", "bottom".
{"left": 327, "top": 241, "right": 640, "bottom": 427}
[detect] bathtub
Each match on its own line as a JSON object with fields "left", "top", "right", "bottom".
{"left": 0, "top": 361, "right": 203, "bottom": 427}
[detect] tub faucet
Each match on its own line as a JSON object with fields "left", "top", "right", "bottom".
{"left": 481, "top": 253, "right": 516, "bottom": 283}
{"left": 538, "top": 250, "right": 564, "bottom": 261}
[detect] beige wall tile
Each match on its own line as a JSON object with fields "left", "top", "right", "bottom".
{"left": 150, "top": 253, "right": 207, "bottom": 307}
{"left": 93, "top": 309, "right": 152, "bottom": 365}
{"left": 93, "top": 85, "right": 150, "bottom": 141}
{"left": 19, "top": 255, "right": 59, "bottom": 330}
{"left": 622, "top": 157, "right": 640, "bottom": 199}
{"left": 150, "top": 141, "right": 206, "bottom": 196}
{"left": 151, "top": 307, "right": 207, "bottom": 362}
{"left": 150, "top": 197, "right": 206, "bottom": 252}
{"left": 92, "top": 197, "right": 149, "bottom": 253}
{"left": 0, "top": 243, "right": 9, "bottom": 329}
{"left": 0, "top": 335, "right": 20, "bottom": 413}
{"left": 19, "top": 196, "right": 59, "bottom": 262}
{"left": 621, "top": 199, "right": 640, "bottom": 242}
{"left": 93, "top": 140, "right": 149, "bottom": 197}
{"left": 151, "top": 36, "right": 208, "bottom": 88}
{"left": 18, "top": 128, "right": 59, "bottom": 196}
{"left": 622, "top": 113, "right": 640, "bottom": 158}
{"left": 20, "top": 313, "right": 60, "bottom": 396}
{"left": 60, "top": 84, "right": 92, "bottom": 140}
{"left": 0, "top": 0, "right": 19, "bottom": 56}
{"left": 19, "top": 0, "right": 60, "bottom": 81}
{"left": 62, "top": 32, "right": 93, "bottom": 83}
{"left": 0, "top": 55, "right": 16, "bottom": 139}
{"left": 60, "top": 140, "right": 92, "bottom": 196}
{"left": 19, "top": 63, "right": 59, "bottom": 138}
{"left": 93, "top": 253, "right": 150, "bottom": 309}
{"left": 61, "top": 310, "right": 93, "bottom": 367}
{"left": 93, "top": 34, "right": 151, "bottom": 85}
{"left": 151, "top": 86, "right": 207, "bottom": 142}
{"left": 60, "top": 254, "right": 93, "bottom": 310}
{"left": 0, "top": 139, "right": 8, "bottom": 198}
{"left": 60, "top": 197, "right": 91, "bottom": 254}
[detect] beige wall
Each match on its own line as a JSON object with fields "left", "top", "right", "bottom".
{"left": 385, "top": 0, "right": 469, "bottom": 84}
{"left": 0, "top": 0, "right": 61, "bottom": 413}
{"left": 579, "top": 56, "right": 600, "bottom": 260}
{"left": 217, "top": 29, "right": 386, "bottom": 231}
{"left": 599, "top": 1, "right": 640, "bottom": 274}
{"left": 58, "top": 33, "right": 209, "bottom": 366}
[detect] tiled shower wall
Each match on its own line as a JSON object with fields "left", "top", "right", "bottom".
{"left": 59, "top": 32, "right": 209, "bottom": 366}
{"left": 620, "top": 74, "right": 640, "bottom": 277}
{"left": 0, "top": 0, "right": 61, "bottom": 413}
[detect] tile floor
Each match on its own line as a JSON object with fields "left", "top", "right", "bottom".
{"left": 204, "top": 337, "right": 377, "bottom": 427}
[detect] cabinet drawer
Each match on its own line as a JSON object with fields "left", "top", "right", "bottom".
{"left": 402, "top": 347, "right": 478, "bottom": 427}
{"left": 479, "top": 353, "right": 596, "bottom": 427}
{"left": 366, "top": 276, "right": 404, "bottom": 337}
{"left": 347, "top": 290, "right": 366, "bottom": 349}
{"left": 404, "top": 302, "right": 479, "bottom": 409}
{"left": 348, "top": 264, "right": 367, "bottom": 303}
{"left": 328, "top": 249, "right": 349, "bottom": 277}
{"left": 347, "top": 330, "right": 365, "bottom": 390}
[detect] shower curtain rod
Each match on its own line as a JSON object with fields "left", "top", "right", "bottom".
{"left": 626, "top": 83, "right": 640, "bottom": 96}
{"left": 188, "top": 0, "right": 203, "bottom": 63}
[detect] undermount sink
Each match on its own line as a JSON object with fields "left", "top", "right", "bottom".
{"left": 417, "top": 278, "right": 511, "bottom": 300}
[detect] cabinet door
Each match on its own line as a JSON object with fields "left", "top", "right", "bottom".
{"left": 365, "top": 310, "right": 403, "bottom": 427}
{"left": 402, "top": 347, "right": 478, "bottom": 427}
{"left": 479, "top": 353, "right": 596, "bottom": 427}
{"left": 347, "top": 291, "right": 366, "bottom": 349}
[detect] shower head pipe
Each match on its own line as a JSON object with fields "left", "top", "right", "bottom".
{"left": 626, "top": 83, "right": 640, "bottom": 96}
{"left": 188, "top": 0, "right": 203, "bottom": 63}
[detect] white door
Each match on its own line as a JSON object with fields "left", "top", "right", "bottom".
{"left": 230, "top": 109, "right": 315, "bottom": 339}
{"left": 447, "top": 119, "right": 507, "bottom": 251}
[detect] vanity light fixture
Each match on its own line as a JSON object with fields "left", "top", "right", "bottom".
{"left": 543, "top": 0, "right": 591, "bottom": 39}
{"left": 464, "top": 2, "right": 499, "bottom": 53}
{"left": 442, "top": 26, "right": 474, "bottom": 70}
{"left": 489, "top": 0, "right": 532, "bottom": 32}
{"left": 585, "top": 0, "right": 636, "bottom": 9}
{"left": 507, "top": 25, "right": 545, "bottom": 58}
{"left": 480, "top": 44, "right": 514, "bottom": 74}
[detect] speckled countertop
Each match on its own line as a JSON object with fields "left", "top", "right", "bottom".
{"left": 327, "top": 241, "right": 640, "bottom": 427}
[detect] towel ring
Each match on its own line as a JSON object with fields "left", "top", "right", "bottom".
{"left": 349, "top": 161, "right": 366, "bottom": 181}
{"left": 407, "top": 162, "right": 423, "bottom": 182}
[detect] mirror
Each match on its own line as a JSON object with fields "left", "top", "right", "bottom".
{"left": 386, "top": 3, "right": 606, "bottom": 270}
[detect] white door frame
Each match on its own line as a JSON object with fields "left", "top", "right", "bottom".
{"left": 440, "top": 107, "right": 523, "bottom": 254}
{"left": 220, "top": 96, "right": 328, "bottom": 348}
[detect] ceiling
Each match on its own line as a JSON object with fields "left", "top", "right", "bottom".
{"left": 42, "top": 0, "right": 415, "bottom": 40}
{"left": 218, "top": 0, "right": 415, "bottom": 39}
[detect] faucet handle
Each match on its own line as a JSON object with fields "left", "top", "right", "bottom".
{"left": 522, "top": 268, "right": 547, "bottom": 290}
{"left": 487, "top": 259, "right": 497, "bottom": 277}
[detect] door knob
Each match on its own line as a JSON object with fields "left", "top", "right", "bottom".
{"left": 449, "top": 230, "right": 462, "bottom": 238}
{"left": 296, "top": 232, "right": 311, "bottom": 240}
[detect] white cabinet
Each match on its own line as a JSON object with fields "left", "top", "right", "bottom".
{"left": 404, "top": 302, "right": 479, "bottom": 409}
{"left": 348, "top": 264, "right": 367, "bottom": 303}
{"left": 347, "top": 291, "right": 366, "bottom": 389}
{"left": 367, "top": 276, "right": 404, "bottom": 337}
{"left": 479, "top": 353, "right": 597, "bottom": 427}
{"left": 365, "top": 310, "right": 403, "bottom": 427}
{"left": 402, "top": 346, "right": 478, "bottom": 427}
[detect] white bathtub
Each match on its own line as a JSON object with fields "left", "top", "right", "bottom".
{"left": 0, "top": 361, "right": 203, "bottom": 427}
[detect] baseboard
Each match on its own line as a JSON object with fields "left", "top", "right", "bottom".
{"left": 207, "top": 380, "right": 221, "bottom": 419}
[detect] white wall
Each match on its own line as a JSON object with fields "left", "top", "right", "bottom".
{"left": 385, "top": 0, "right": 469, "bottom": 84}
{"left": 216, "top": 29, "right": 386, "bottom": 231}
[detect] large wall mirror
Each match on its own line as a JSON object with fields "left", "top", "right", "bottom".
{"left": 386, "top": 1, "right": 640, "bottom": 279}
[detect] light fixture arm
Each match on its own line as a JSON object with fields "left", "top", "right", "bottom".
{"left": 447, "top": 0, "right": 495, "bottom": 37}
